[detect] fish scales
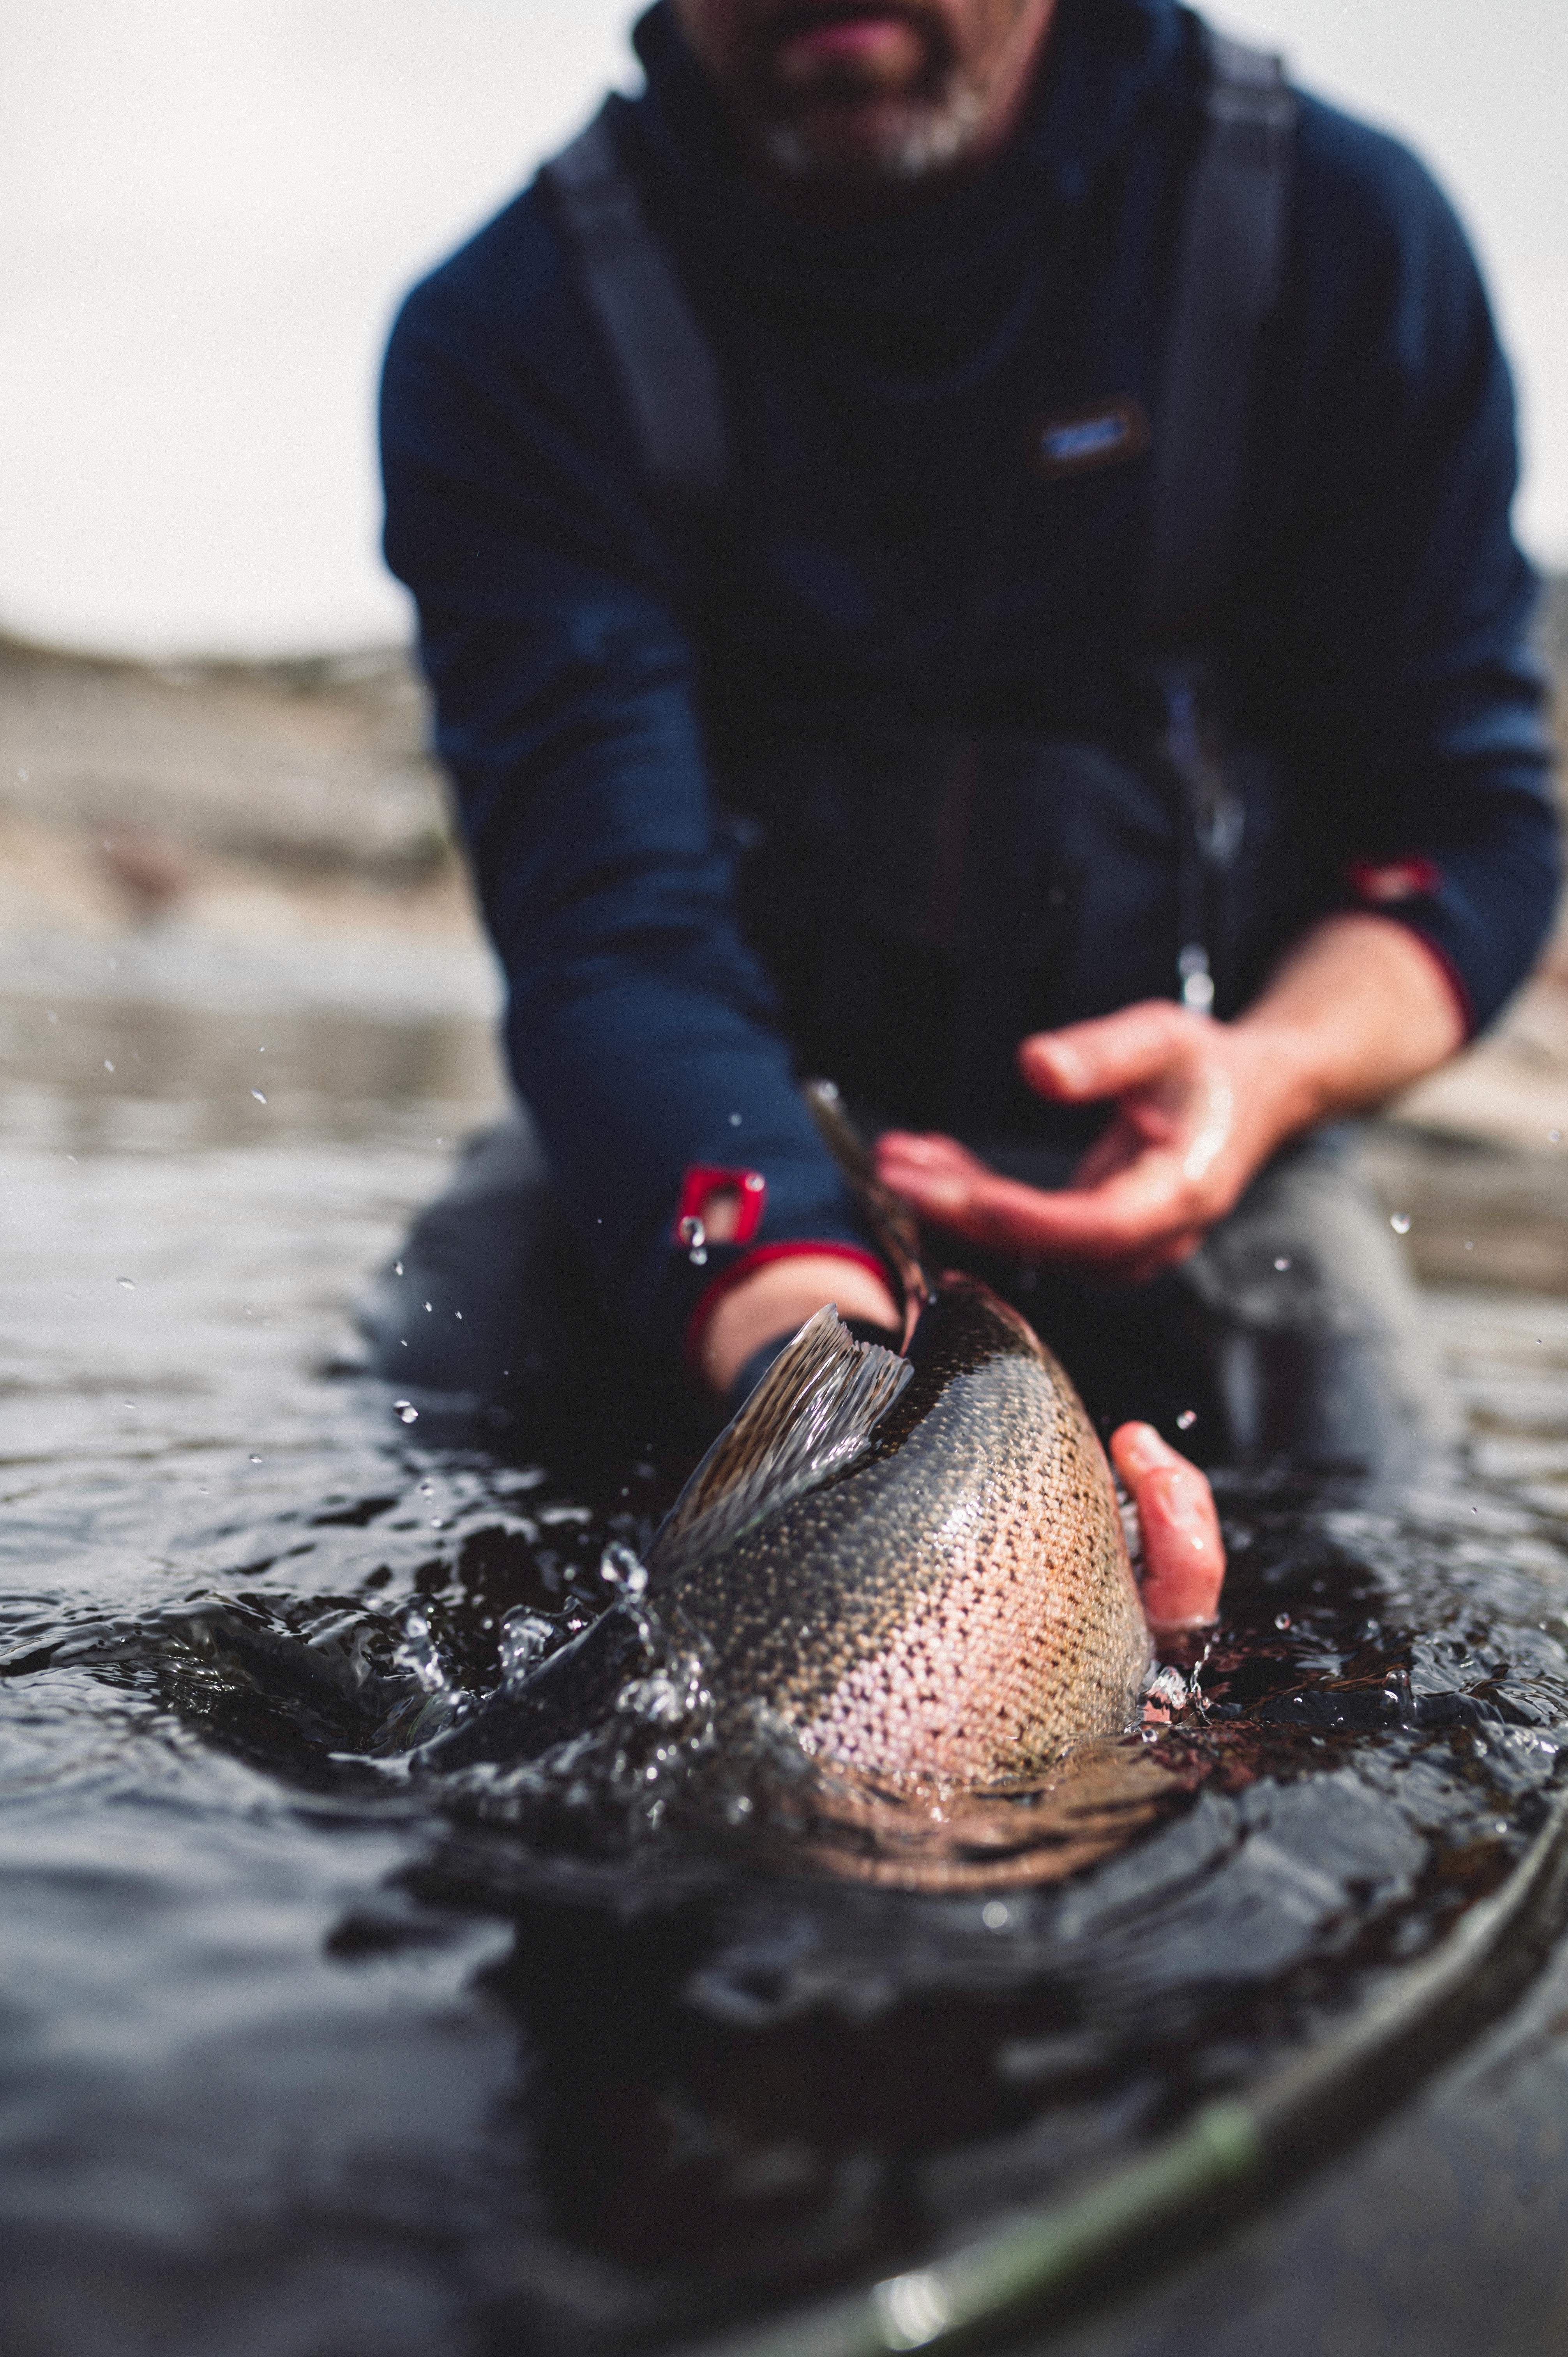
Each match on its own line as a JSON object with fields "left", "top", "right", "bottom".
{"left": 421, "top": 1281, "right": 1151, "bottom": 1785}
{"left": 650, "top": 1282, "right": 1150, "bottom": 1783}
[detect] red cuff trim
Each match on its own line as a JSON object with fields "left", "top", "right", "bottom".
{"left": 683, "top": 1242, "right": 894, "bottom": 1380}
{"left": 673, "top": 1163, "right": 767, "bottom": 1247}
{"left": 1346, "top": 854, "right": 1442, "bottom": 905}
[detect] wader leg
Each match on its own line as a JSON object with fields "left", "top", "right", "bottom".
{"left": 980, "top": 1128, "right": 1449, "bottom": 1475}
{"left": 355, "top": 1109, "right": 590, "bottom": 1397}
{"left": 1172, "top": 1125, "right": 1451, "bottom": 1473}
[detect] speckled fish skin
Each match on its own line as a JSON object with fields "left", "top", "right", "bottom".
{"left": 657, "top": 1279, "right": 1150, "bottom": 1783}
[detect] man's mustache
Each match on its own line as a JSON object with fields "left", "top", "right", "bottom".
{"left": 756, "top": 0, "right": 957, "bottom": 72}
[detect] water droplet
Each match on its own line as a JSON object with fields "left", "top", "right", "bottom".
{"left": 1273, "top": 1254, "right": 1291, "bottom": 1272}
{"left": 1550, "top": 1130, "right": 1563, "bottom": 1145}
{"left": 65, "top": 1154, "right": 77, "bottom": 1165}
{"left": 1390, "top": 1212, "right": 1411, "bottom": 1235}
{"left": 1464, "top": 1240, "right": 1473, "bottom": 1251}
{"left": 601, "top": 1540, "right": 647, "bottom": 1594}
{"left": 1176, "top": 1408, "right": 1197, "bottom": 1431}
{"left": 396, "top": 1606, "right": 446, "bottom": 1695}
{"left": 46, "top": 1009, "right": 57, "bottom": 1024}
{"left": 124, "top": 1400, "right": 136, "bottom": 1410}
{"left": 103, "top": 1059, "right": 114, "bottom": 1073}
{"left": 1275, "top": 1611, "right": 1291, "bottom": 1629}
{"left": 424, "top": 1300, "right": 433, "bottom": 1313}
{"left": 429, "top": 1518, "right": 444, "bottom": 1529}
{"left": 18, "top": 767, "right": 27, "bottom": 782}
{"left": 498, "top": 1608, "right": 556, "bottom": 1680}
{"left": 981, "top": 1901, "right": 1011, "bottom": 1932}
{"left": 394, "top": 1400, "right": 418, "bottom": 1424}
{"left": 115, "top": 1276, "right": 135, "bottom": 1290}
{"left": 393, "top": 1261, "right": 403, "bottom": 1277}
{"left": 106, "top": 955, "right": 117, "bottom": 971}
{"left": 251, "top": 1089, "right": 266, "bottom": 1104}
{"left": 249, "top": 1454, "right": 262, "bottom": 1465}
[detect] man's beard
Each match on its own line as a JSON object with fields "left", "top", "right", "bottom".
{"left": 742, "top": 2, "right": 1003, "bottom": 187}
{"left": 758, "top": 77, "right": 991, "bottom": 183}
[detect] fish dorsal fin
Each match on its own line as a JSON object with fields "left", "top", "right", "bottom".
{"left": 646, "top": 1306, "right": 911, "bottom": 1588}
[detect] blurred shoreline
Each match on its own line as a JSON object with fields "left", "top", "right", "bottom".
{"left": 1, "top": 603, "right": 1564, "bottom": 1289}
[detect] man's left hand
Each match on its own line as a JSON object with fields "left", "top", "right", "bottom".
{"left": 874, "top": 912, "right": 1466, "bottom": 1281}
{"left": 878, "top": 998, "right": 1281, "bottom": 1280}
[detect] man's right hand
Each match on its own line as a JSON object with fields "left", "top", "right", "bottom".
{"left": 696, "top": 1252, "right": 902, "bottom": 1398}
{"left": 1111, "top": 1421, "right": 1225, "bottom": 1629}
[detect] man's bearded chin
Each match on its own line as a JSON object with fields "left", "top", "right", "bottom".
{"left": 758, "top": 74, "right": 991, "bottom": 182}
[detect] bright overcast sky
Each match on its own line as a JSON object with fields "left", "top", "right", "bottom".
{"left": 1, "top": 0, "right": 1564, "bottom": 656}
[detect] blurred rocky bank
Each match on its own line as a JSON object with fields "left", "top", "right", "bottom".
{"left": 1, "top": 599, "right": 1565, "bottom": 1290}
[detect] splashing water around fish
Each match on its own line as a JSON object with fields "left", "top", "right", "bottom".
{"left": 7, "top": 1027, "right": 1568, "bottom": 2355}
{"left": 420, "top": 1083, "right": 1171, "bottom": 1801}
{"left": 425, "top": 1284, "right": 1152, "bottom": 1790}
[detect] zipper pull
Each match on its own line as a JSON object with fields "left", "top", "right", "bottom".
{"left": 1178, "top": 942, "right": 1215, "bottom": 1016}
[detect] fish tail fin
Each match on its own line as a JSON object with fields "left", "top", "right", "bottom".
{"left": 802, "top": 1078, "right": 937, "bottom": 1327}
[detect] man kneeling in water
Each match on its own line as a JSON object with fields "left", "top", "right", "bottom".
{"left": 368, "top": 0, "right": 1559, "bottom": 1631}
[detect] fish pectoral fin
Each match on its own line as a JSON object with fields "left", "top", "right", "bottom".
{"left": 646, "top": 1305, "right": 911, "bottom": 1585}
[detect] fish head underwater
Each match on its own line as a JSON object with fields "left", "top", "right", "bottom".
{"left": 424, "top": 1279, "right": 1156, "bottom": 1789}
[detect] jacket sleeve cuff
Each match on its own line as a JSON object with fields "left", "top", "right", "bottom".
{"left": 1339, "top": 799, "right": 1561, "bottom": 1037}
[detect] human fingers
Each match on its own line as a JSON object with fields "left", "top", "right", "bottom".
{"left": 1110, "top": 1422, "right": 1225, "bottom": 1629}
{"left": 878, "top": 1152, "right": 1195, "bottom": 1264}
{"left": 874, "top": 1130, "right": 989, "bottom": 1182}
{"left": 1019, "top": 1001, "right": 1200, "bottom": 1105}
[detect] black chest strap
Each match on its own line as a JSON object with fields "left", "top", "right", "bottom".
{"left": 1145, "top": 28, "right": 1297, "bottom": 650}
{"left": 540, "top": 102, "right": 730, "bottom": 506}
{"left": 1145, "top": 28, "right": 1297, "bottom": 1013}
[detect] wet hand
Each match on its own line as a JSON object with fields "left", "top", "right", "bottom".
{"left": 876, "top": 999, "right": 1290, "bottom": 1281}
{"left": 1111, "top": 1421, "right": 1225, "bottom": 1630}
{"left": 874, "top": 917, "right": 1465, "bottom": 1281}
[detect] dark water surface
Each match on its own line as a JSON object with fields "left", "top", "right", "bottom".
{"left": 5, "top": 987, "right": 1568, "bottom": 2357}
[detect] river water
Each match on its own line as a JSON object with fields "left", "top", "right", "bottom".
{"left": 4, "top": 981, "right": 1568, "bottom": 2357}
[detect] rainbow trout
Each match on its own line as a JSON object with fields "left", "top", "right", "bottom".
{"left": 425, "top": 1092, "right": 1150, "bottom": 1785}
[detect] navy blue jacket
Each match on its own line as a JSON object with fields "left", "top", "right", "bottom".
{"left": 381, "top": 0, "right": 1559, "bottom": 1358}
